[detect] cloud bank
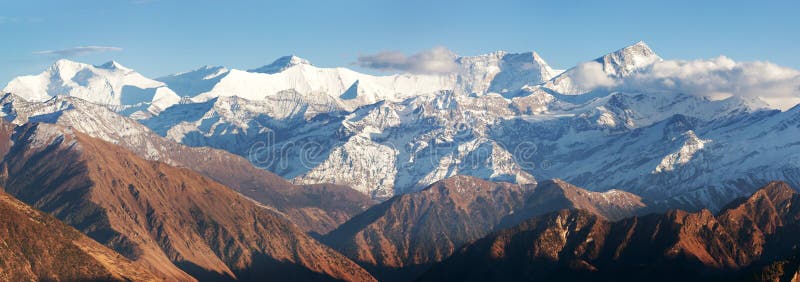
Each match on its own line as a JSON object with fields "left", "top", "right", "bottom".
{"left": 568, "top": 56, "right": 800, "bottom": 109}
{"left": 627, "top": 56, "right": 799, "bottom": 99}
{"left": 33, "top": 46, "right": 123, "bottom": 57}
{"left": 355, "top": 46, "right": 458, "bottom": 74}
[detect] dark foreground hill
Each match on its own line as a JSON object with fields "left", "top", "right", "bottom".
{"left": 419, "top": 181, "right": 800, "bottom": 282}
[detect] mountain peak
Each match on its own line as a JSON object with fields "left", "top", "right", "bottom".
{"left": 505, "top": 51, "right": 551, "bottom": 69}
{"left": 249, "top": 55, "right": 312, "bottom": 74}
{"left": 618, "top": 40, "right": 655, "bottom": 54}
{"left": 596, "top": 41, "right": 662, "bottom": 76}
{"left": 632, "top": 40, "right": 649, "bottom": 48}
{"left": 52, "top": 58, "right": 81, "bottom": 66}
{"left": 49, "top": 59, "right": 88, "bottom": 72}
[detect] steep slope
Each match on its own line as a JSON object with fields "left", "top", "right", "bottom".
{"left": 0, "top": 122, "right": 376, "bottom": 282}
{"left": 322, "top": 175, "right": 645, "bottom": 280}
{"left": 0, "top": 117, "right": 15, "bottom": 158}
{"left": 0, "top": 93, "right": 374, "bottom": 235}
{"left": 419, "top": 181, "right": 800, "bottom": 282}
{"left": 0, "top": 189, "right": 159, "bottom": 282}
{"left": 716, "top": 181, "right": 800, "bottom": 263}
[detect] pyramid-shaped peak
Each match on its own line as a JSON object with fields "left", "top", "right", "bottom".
{"left": 596, "top": 41, "right": 662, "bottom": 76}
{"left": 632, "top": 40, "right": 650, "bottom": 48}
{"left": 249, "top": 55, "right": 312, "bottom": 74}
{"left": 611, "top": 41, "right": 653, "bottom": 54}
{"left": 283, "top": 55, "right": 311, "bottom": 65}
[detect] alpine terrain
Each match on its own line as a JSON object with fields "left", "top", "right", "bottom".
{"left": 0, "top": 39, "right": 798, "bottom": 282}
{"left": 6, "top": 42, "right": 798, "bottom": 211}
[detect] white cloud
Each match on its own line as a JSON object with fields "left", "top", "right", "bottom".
{"left": 33, "top": 46, "right": 123, "bottom": 57}
{"left": 563, "top": 56, "right": 800, "bottom": 110}
{"left": 355, "top": 46, "right": 458, "bottom": 74}
{"left": 622, "top": 56, "right": 800, "bottom": 109}
{"left": 570, "top": 61, "right": 619, "bottom": 89}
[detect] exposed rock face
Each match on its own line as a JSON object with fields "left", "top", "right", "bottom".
{"left": 0, "top": 94, "right": 375, "bottom": 235}
{"left": 419, "top": 181, "right": 800, "bottom": 282}
{"left": 322, "top": 175, "right": 646, "bottom": 280}
{"left": 0, "top": 122, "right": 376, "bottom": 282}
{"left": 0, "top": 189, "right": 159, "bottom": 282}
{"left": 0, "top": 119, "right": 15, "bottom": 158}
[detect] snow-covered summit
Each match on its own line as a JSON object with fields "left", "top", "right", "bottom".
{"left": 3, "top": 59, "right": 179, "bottom": 113}
{"left": 596, "top": 41, "right": 662, "bottom": 76}
{"left": 455, "top": 50, "right": 557, "bottom": 97}
{"left": 249, "top": 55, "right": 313, "bottom": 74}
{"left": 153, "top": 50, "right": 559, "bottom": 112}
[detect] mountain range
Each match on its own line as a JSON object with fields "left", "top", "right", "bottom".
{"left": 6, "top": 41, "right": 798, "bottom": 210}
{"left": 1, "top": 41, "right": 799, "bottom": 281}
{"left": 322, "top": 176, "right": 647, "bottom": 281}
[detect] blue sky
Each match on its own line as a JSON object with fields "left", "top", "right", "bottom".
{"left": 1, "top": 0, "right": 798, "bottom": 83}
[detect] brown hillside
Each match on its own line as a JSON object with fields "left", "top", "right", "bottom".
{"left": 0, "top": 189, "right": 159, "bottom": 281}
{"left": 0, "top": 122, "right": 375, "bottom": 282}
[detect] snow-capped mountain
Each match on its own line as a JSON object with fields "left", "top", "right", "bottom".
{"left": 538, "top": 41, "right": 662, "bottom": 95}
{"left": 455, "top": 50, "right": 560, "bottom": 97}
{"left": 2, "top": 59, "right": 180, "bottom": 117}
{"left": 3, "top": 41, "right": 799, "bottom": 210}
{"left": 152, "top": 51, "right": 559, "bottom": 116}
